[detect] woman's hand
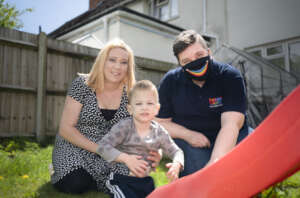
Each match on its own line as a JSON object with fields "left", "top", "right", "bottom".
{"left": 147, "top": 150, "right": 162, "bottom": 169}
{"left": 166, "top": 162, "right": 181, "bottom": 182}
{"left": 120, "top": 153, "right": 149, "bottom": 177}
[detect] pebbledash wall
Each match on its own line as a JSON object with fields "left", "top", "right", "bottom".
{"left": 0, "top": 27, "right": 175, "bottom": 141}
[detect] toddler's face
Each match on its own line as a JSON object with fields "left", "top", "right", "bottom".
{"left": 128, "top": 90, "right": 160, "bottom": 123}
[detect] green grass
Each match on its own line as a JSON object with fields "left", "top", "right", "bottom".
{"left": 0, "top": 137, "right": 171, "bottom": 198}
{"left": 0, "top": 137, "right": 299, "bottom": 198}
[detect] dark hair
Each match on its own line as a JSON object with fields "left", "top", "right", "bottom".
{"left": 128, "top": 80, "right": 159, "bottom": 104}
{"left": 173, "top": 30, "right": 208, "bottom": 62}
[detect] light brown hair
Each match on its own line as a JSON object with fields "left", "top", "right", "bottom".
{"left": 128, "top": 80, "right": 159, "bottom": 104}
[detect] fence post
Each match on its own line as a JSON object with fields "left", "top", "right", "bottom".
{"left": 36, "top": 32, "right": 47, "bottom": 143}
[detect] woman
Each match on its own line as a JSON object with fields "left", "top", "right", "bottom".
{"left": 51, "top": 39, "right": 160, "bottom": 194}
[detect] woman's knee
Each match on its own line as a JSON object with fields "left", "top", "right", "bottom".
{"left": 53, "top": 168, "right": 97, "bottom": 194}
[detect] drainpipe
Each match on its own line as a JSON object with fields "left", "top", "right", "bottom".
{"left": 202, "top": 0, "right": 220, "bottom": 49}
{"left": 202, "top": 0, "right": 207, "bottom": 33}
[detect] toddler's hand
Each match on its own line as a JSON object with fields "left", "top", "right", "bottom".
{"left": 166, "top": 162, "right": 181, "bottom": 182}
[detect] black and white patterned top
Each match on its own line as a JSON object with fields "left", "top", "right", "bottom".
{"left": 51, "top": 75, "right": 130, "bottom": 192}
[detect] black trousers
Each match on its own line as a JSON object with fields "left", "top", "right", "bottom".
{"left": 53, "top": 167, "right": 97, "bottom": 194}
{"left": 106, "top": 173, "right": 155, "bottom": 198}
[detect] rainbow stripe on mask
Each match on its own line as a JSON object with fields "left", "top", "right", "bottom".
{"left": 186, "top": 61, "right": 208, "bottom": 77}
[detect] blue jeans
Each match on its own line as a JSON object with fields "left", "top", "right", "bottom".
{"left": 174, "top": 127, "right": 252, "bottom": 177}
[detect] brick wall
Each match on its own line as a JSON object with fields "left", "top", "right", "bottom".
{"left": 89, "top": 0, "right": 103, "bottom": 10}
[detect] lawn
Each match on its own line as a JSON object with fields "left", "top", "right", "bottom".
{"left": 0, "top": 137, "right": 299, "bottom": 198}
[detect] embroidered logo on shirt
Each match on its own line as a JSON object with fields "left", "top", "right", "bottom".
{"left": 209, "top": 97, "right": 223, "bottom": 108}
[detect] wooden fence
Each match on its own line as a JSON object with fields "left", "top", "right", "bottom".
{"left": 0, "top": 27, "right": 175, "bottom": 140}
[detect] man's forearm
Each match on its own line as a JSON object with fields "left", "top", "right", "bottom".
{"left": 209, "top": 124, "right": 240, "bottom": 163}
{"left": 155, "top": 118, "right": 190, "bottom": 140}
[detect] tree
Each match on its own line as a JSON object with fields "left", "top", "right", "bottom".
{"left": 0, "top": 0, "right": 32, "bottom": 29}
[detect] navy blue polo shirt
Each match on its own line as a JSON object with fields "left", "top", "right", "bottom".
{"left": 157, "top": 60, "right": 248, "bottom": 141}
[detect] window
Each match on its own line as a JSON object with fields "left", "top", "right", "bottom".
{"left": 289, "top": 41, "right": 300, "bottom": 76}
{"left": 248, "top": 39, "right": 300, "bottom": 77}
{"left": 250, "top": 50, "right": 262, "bottom": 57}
{"left": 266, "top": 45, "right": 283, "bottom": 56}
{"left": 151, "top": 0, "right": 178, "bottom": 21}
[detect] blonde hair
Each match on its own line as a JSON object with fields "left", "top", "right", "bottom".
{"left": 128, "top": 80, "right": 159, "bottom": 104}
{"left": 85, "top": 38, "right": 136, "bottom": 93}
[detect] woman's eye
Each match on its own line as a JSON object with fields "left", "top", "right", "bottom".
{"left": 135, "top": 103, "right": 142, "bottom": 106}
{"left": 121, "top": 61, "right": 128, "bottom": 65}
{"left": 109, "top": 58, "right": 116, "bottom": 62}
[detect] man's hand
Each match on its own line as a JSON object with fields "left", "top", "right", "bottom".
{"left": 147, "top": 150, "right": 162, "bottom": 169}
{"left": 184, "top": 130, "right": 211, "bottom": 148}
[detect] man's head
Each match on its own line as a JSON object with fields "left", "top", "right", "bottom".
{"left": 173, "top": 30, "right": 210, "bottom": 66}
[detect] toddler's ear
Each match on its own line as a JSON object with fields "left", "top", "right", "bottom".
{"left": 155, "top": 103, "right": 161, "bottom": 115}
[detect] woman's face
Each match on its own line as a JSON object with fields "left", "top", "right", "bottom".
{"left": 104, "top": 47, "right": 129, "bottom": 84}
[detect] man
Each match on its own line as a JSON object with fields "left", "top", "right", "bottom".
{"left": 156, "top": 30, "right": 250, "bottom": 177}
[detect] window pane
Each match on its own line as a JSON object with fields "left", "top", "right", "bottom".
{"left": 267, "top": 45, "right": 283, "bottom": 56}
{"left": 269, "top": 57, "right": 286, "bottom": 70}
{"left": 171, "top": 0, "right": 178, "bottom": 17}
{"left": 251, "top": 50, "right": 262, "bottom": 57}
{"left": 159, "top": 4, "right": 169, "bottom": 20}
{"left": 289, "top": 41, "right": 300, "bottom": 76}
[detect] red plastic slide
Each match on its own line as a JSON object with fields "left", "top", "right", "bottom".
{"left": 148, "top": 86, "right": 300, "bottom": 198}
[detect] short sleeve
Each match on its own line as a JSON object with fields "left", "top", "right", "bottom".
{"left": 221, "top": 68, "right": 247, "bottom": 114}
{"left": 157, "top": 72, "right": 174, "bottom": 118}
{"left": 67, "top": 76, "right": 88, "bottom": 104}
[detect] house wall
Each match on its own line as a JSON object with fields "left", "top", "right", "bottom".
{"left": 119, "top": 21, "right": 177, "bottom": 63}
{"left": 226, "top": 0, "right": 300, "bottom": 48}
{"left": 168, "top": 0, "right": 203, "bottom": 32}
{"left": 128, "top": 0, "right": 147, "bottom": 13}
{"left": 168, "top": 0, "right": 300, "bottom": 49}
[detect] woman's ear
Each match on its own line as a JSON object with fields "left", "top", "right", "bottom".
{"left": 127, "top": 104, "right": 132, "bottom": 115}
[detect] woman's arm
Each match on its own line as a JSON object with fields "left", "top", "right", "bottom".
{"left": 59, "top": 96, "right": 99, "bottom": 153}
{"left": 155, "top": 117, "right": 210, "bottom": 148}
{"left": 207, "top": 111, "right": 244, "bottom": 166}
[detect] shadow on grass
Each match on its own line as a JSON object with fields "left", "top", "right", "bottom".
{"left": 36, "top": 182, "right": 110, "bottom": 198}
{"left": 0, "top": 136, "right": 55, "bottom": 152}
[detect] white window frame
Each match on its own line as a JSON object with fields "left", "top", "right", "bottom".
{"left": 248, "top": 38, "right": 300, "bottom": 75}
{"left": 247, "top": 41, "right": 295, "bottom": 72}
{"left": 156, "top": 0, "right": 168, "bottom": 6}
{"left": 150, "top": 0, "right": 179, "bottom": 21}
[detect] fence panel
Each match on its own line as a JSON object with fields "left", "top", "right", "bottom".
{"left": 0, "top": 27, "right": 173, "bottom": 138}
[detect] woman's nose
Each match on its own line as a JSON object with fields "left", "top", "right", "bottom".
{"left": 113, "top": 62, "right": 121, "bottom": 69}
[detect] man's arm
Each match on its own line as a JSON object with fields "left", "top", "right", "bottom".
{"left": 207, "top": 111, "right": 245, "bottom": 166}
{"left": 155, "top": 117, "right": 210, "bottom": 148}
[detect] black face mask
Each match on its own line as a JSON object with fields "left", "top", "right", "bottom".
{"left": 182, "top": 56, "right": 210, "bottom": 81}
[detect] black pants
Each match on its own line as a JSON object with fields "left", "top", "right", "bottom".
{"left": 106, "top": 173, "right": 155, "bottom": 198}
{"left": 53, "top": 167, "right": 97, "bottom": 194}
